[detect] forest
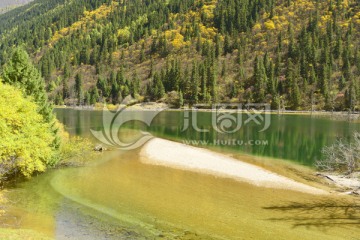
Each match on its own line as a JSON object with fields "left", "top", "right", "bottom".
{"left": 0, "top": 0, "right": 359, "bottom": 110}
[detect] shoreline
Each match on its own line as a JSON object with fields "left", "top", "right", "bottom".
{"left": 140, "top": 138, "right": 329, "bottom": 195}
{"left": 54, "top": 104, "right": 360, "bottom": 118}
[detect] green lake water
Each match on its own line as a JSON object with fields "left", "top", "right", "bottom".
{"left": 55, "top": 109, "right": 360, "bottom": 166}
{"left": 1, "top": 109, "right": 360, "bottom": 239}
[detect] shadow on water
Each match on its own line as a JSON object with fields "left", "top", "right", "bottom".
{"left": 263, "top": 199, "right": 360, "bottom": 230}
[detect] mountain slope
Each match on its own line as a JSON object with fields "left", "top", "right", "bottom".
{"left": 0, "top": 0, "right": 360, "bottom": 110}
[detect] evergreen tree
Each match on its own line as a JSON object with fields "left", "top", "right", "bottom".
{"left": 2, "top": 48, "right": 60, "bottom": 152}
{"left": 90, "top": 87, "right": 100, "bottom": 105}
{"left": 190, "top": 62, "right": 199, "bottom": 104}
{"left": 223, "top": 34, "right": 232, "bottom": 55}
{"left": 62, "top": 78, "right": 70, "bottom": 100}
{"left": 215, "top": 34, "right": 222, "bottom": 58}
{"left": 209, "top": 66, "right": 218, "bottom": 103}
{"left": 2, "top": 48, "right": 54, "bottom": 123}
{"left": 253, "top": 56, "right": 267, "bottom": 102}
{"left": 75, "top": 73, "right": 83, "bottom": 105}
{"left": 153, "top": 72, "right": 165, "bottom": 100}
{"left": 111, "top": 81, "right": 120, "bottom": 104}
{"left": 84, "top": 91, "right": 91, "bottom": 106}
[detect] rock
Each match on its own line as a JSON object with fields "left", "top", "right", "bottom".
{"left": 94, "top": 145, "right": 107, "bottom": 152}
{"left": 316, "top": 173, "right": 335, "bottom": 182}
{"left": 342, "top": 190, "right": 360, "bottom": 196}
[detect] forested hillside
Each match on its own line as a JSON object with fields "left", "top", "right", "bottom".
{"left": 0, "top": 0, "right": 360, "bottom": 110}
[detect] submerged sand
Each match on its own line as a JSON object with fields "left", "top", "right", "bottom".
{"left": 140, "top": 138, "right": 328, "bottom": 195}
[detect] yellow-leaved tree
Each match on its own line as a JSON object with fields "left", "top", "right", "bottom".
{"left": 0, "top": 82, "right": 55, "bottom": 178}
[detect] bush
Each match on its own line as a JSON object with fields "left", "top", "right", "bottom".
{"left": 58, "top": 128, "right": 95, "bottom": 166}
{"left": 0, "top": 82, "right": 56, "bottom": 178}
{"left": 165, "top": 91, "right": 180, "bottom": 108}
{"left": 316, "top": 132, "right": 360, "bottom": 174}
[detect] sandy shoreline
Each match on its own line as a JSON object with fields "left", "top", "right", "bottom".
{"left": 140, "top": 138, "right": 328, "bottom": 195}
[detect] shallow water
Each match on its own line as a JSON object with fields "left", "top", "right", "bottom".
{"left": 2, "top": 109, "right": 360, "bottom": 239}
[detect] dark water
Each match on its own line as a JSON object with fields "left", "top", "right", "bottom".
{"left": 55, "top": 109, "right": 360, "bottom": 166}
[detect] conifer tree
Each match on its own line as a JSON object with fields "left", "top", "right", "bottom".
{"left": 62, "top": 78, "right": 70, "bottom": 100}
{"left": 253, "top": 56, "right": 267, "bottom": 102}
{"left": 75, "top": 73, "right": 83, "bottom": 105}
{"left": 2, "top": 47, "right": 60, "bottom": 153}
{"left": 3, "top": 48, "right": 54, "bottom": 123}
{"left": 190, "top": 62, "right": 199, "bottom": 104}
{"left": 153, "top": 72, "right": 165, "bottom": 100}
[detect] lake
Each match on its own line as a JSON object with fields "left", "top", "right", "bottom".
{"left": 56, "top": 109, "right": 360, "bottom": 166}
{"left": 2, "top": 109, "right": 360, "bottom": 239}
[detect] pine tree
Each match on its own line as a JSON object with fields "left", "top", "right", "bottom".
{"left": 140, "top": 42, "right": 146, "bottom": 63}
{"left": 288, "top": 24, "right": 297, "bottom": 60}
{"left": 223, "top": 34, "right": 232, "bottom": 55}
{"left": 200, "top": 64, "right": 207, "bottom": 101}
{"left": 190, "top": 62, "right": 199, "bottom": 104}
{"left": 131, "top": 72, "right": 141, "bottom": 97}
{"left": 221, "top": 60, "right": 227, "bottom": 77}
{"left": 75, "top": 73, "right": 83, "bottom": 105}
{"left": 3, "top": 48, "right": 54, "bottom": 123}
{"left": 111, "top": 81, "right": 120, "bottom": 104}
{"left": 291, "top": 79, "right": 301, "bottom": 109}
{"left": 345, "top": 81, "right": 357, "bottom": 110}
{"left": 64, "top": 63, "right": 71, "bottom": 78}
{"left": 285, "top": 59, "right": 301, "bottom": 109}
{"left": 2, "top": 47, "right": 60, "bottom": 152}
{"left": 153, "top": 72, "right": 165, "bottom": 100}
{"left": 267, "top": 63, "right": 277, "bottom": 95}
{"left": 253, "top": 56, "right": 267, "bottom": 102}
{"left": 215, "top": 34, "right": 222, "bottom": 58}
{"left": 90, "top": 87, "right": 100, "bottom": 105}
{"left": 84, "top": 91, "right": 91, "bottom": 106}
{"left": 62, "top": 78, "right": 70, "bottom": 100}
{"left": 117, "top": 67, "right": 126, "bottom": 86}
{"left": 209, "top": 66, "right": 218, "bottom": 103}
{"left": 334, "top": 35, "right": 343, "bottom": 59}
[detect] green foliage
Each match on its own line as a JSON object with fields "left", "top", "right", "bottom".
{"left": 57, "top": 133, "right": 96, "bottom": 167}
{"left": 214, "top": 0, "right": 266, "bottom": 34}
{"left": 75, "top": 73, "right": 83, "bottom": 105}
{"left": 254, "top": 56, "right": 267, "bottom": 103}
{"left": 0, "top": 82, "right": 55, "bottom": 178}
{"left": 2, "top": 48, "right": 61, "bottom": 154}
{"left": 2, "top": 48, "right": 54, "bottom": 122}
{"left": 0, "top": 0, "right": 360, "bottom": 110}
